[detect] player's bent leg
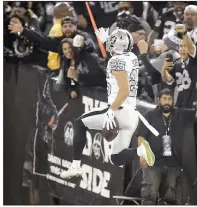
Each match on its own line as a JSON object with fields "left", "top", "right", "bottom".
{"left": 109, "top": 108, "right": 139, "bottom": 166}
{"left": 109, "top": 126, "right": 138, "bottom": 166}
{"left": 81, "top": 106, "right": 108, "bottom": 130}
{"left": 73, "top": 119, "right": 87, "bottom": 160}
{"left": 109, "top": 108, "right": 155, "bottom": 167}
{"left": 115, "top": 107, "right": 139, "bottom": 131}
{"left": 110, "top": 148, "right": 138, "bottom": 166}
{"left": 61, "top": 107, "right": 108, "bottom": 179}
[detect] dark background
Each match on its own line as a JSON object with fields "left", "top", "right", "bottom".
{"left": 4, "top": 61, "right": 197, "bottom": 205}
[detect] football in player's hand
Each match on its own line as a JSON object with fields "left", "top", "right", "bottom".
{"left": 102, "top": 117, "right": 119, "bottom": 142}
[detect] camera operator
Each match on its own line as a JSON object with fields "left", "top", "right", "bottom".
{"left": 110, "top": 2, "right": 151, "bottom": 34}
{"left": 8, "top": 16, "right": 95, "bottom": 57}
{"left": 138, "top": 88, "right": 197, "bottom": 205}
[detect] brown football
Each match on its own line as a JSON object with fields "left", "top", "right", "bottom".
{"left": 102, "top": 117, "right": 119, "bottom": 142}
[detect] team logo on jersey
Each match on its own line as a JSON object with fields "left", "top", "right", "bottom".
{"left": 64, "top": 121, "right": 74, "bottom": 146}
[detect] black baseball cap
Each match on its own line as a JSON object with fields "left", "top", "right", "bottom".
{"left": 61, "top": 16, "right": 76, "bottom": 26}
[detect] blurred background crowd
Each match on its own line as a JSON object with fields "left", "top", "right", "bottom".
{"left": 4, "top": 1, "right": 197, "bottom": 106}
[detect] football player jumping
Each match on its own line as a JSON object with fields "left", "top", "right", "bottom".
{"left": 60, "top": 28, "right": 158, "bottom": 179}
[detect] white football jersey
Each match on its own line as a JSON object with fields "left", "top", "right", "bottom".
{"left": 106, "top": 52, "right": 139, "bottom": 108}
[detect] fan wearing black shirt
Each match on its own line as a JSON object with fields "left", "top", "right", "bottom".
{"left": 8, "top": 16, "right": 95, "bottom": 54}
{"left": 148, "top": 2, "right": 188, "bottom": 45}
{"left": 162, "top": 24, "right": 197, "bottom": 108}
{"left": 162, "top": 24, "right": 197, "bottom": 168}
{"left": 138, "top": 89, "right": 197, "bottom": 205}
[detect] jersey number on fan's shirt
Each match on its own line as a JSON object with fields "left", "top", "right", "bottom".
{"left": 175, "top": 70, "right": 192, "bottom": 92}
{"left": 163, "top": 21, "right": 176, "bottom": 35}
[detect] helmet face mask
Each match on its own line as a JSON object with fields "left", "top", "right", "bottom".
{"left": 106, "top": 35, "right": 118, "bottom": 54}
{"left": 106, "top": 29, "right": 133, "bottom": 55}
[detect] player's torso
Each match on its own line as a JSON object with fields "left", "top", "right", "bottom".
{"left": 106, "top": 52, "right": 139, "bottom": 107}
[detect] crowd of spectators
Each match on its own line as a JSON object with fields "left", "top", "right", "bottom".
{"left": 4, "top": 1, "right": 197, "bottom": 204}
{"left": 4, "top": 1, "right": 197, "bottom": 103}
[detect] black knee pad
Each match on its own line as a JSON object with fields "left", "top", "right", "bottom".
{"left": 110, "top": 149, "right": 138, "bottom": 166}
{"left": 74, "top": 118, "right": 87, "bottom": 132}
{"left": 73, "top": 119, "right": 87, "bottom": 144}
